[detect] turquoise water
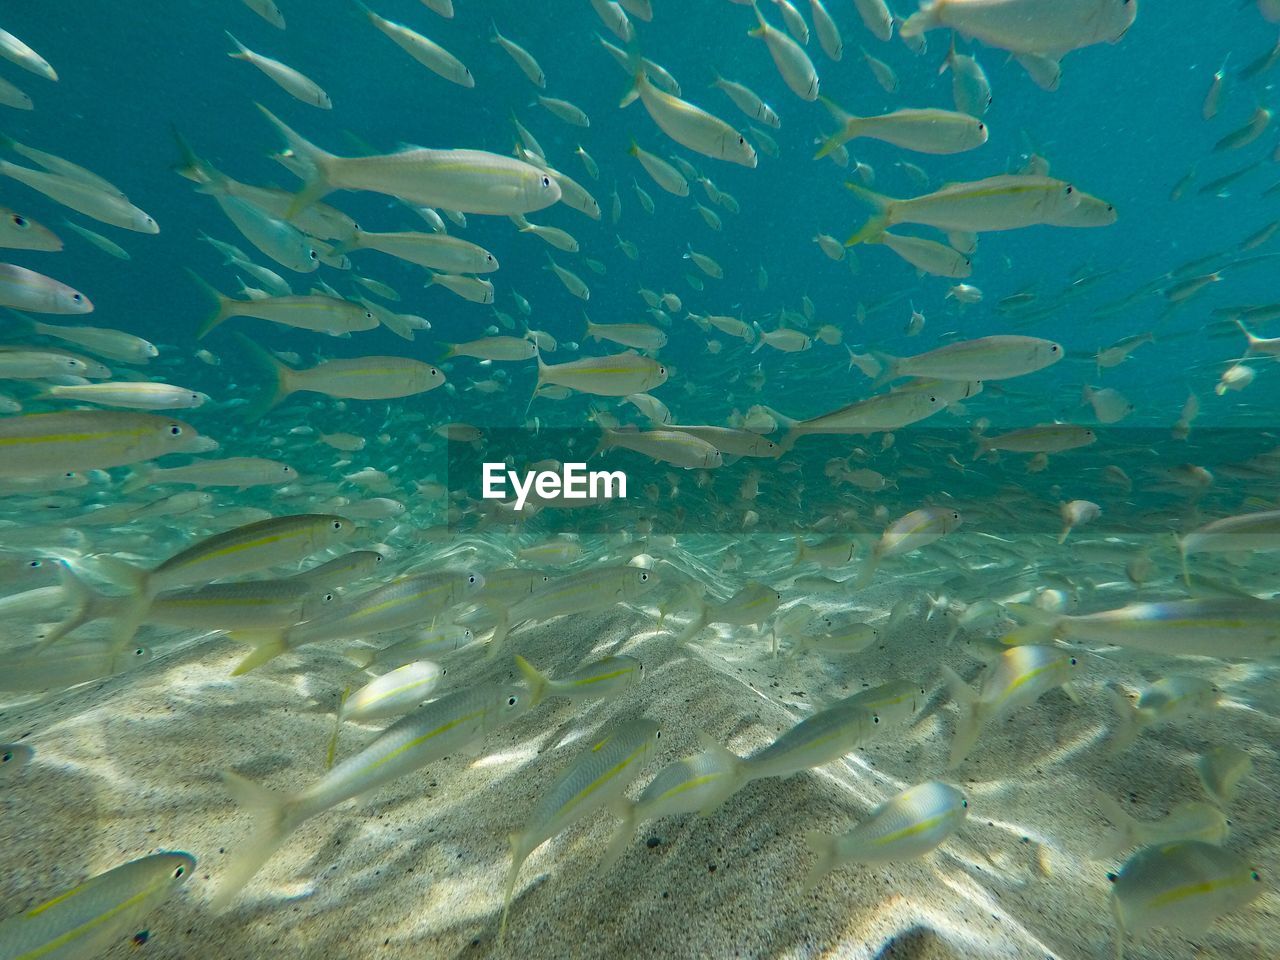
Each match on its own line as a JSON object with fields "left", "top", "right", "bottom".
{"left": 1, "top": 2, "right": 1279, "bottom": 958}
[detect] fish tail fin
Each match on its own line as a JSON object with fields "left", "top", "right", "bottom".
{"left": 694, "top": 730, "right": 746, "bottom": 813}
{"left": 619, "top": 61, "right": 645, "bottom": 108}
{"left": 1234, "top": 318, "right": 1260, "bottom": 356}
{"left": 675, "top": 602, "right": 711, "bottom": 644}
{"left": 900, "top": 1, "right": 940, "bottom": 39}
{"left": 344, "top": 646, "right": 376, "bottom": 670}
{"left": 843, "top": 185, "right": 891, "bottom": 245}
{"left": 325, "top": 687, "right": 349, "bottom": 770}
{"left": 599, "top": 799, "right": 638, "bottom": 871}
{"left": 499, "top": 836, "right": 528, "bottom": 943}
{"left": 1001, "top": 603, "right": 1060, "bottom": 634}
{"left": 1091, "top": 794, "right": 1136, "bottom": 861}
{"left": 170, "top": 126, "right": 213, "bottom": 184}
{"left": 484, "top": 613, "right": 510, "bottom": 660}
{"left": 814, "top": 97, "right": 856, "bottom": 159}
{"left": 750, "top": 320, "right": 765, "bottom": 353}
{"left": 234, "top": 333, "right": 294, "bottom": 417}
{"left": 224, "top": 30, "right": 251, "bottom": 58}
{"left": 228, "top": 629, "right": 290, "bottom": 675}
{"left": 939, "top": 664, "right": 982, "bottom": 769}
{"left": 971, "top": 435, "right": 992, "bottom": 462}
{"left": 1177, "top": 532, "right": 1194, "bottom": 588}
{"left": 525, "top": 349, "right": 547, "bottom": 418}
{"left": 591, "top": 425, "right": 614, "bottom": 459}
{"left": 802, "top": 831, "right": 838, "bottom": 892}
{"left": 852, "top": 553, "right": 880, "bottom": 589}
{"left": 256, "top": 103, "right": 337, "bottom": 216}
{"left": 187, "top": 268, "right": 233, "bottom": 339}
{"left": 814, "top": 127, "right": 854, "bottom": 161}
{"left": 104, "top": 562, "right": 154, "bottom": 666}
{"left": 34, "top": 562, "right": 108, "bottom": 652}
{"left": 513, "top": 654, "right": 550, "bottom": 707}
{"left": 210, "top": 770, "right": 296, "bottom": 912}
{"left": 1105, "top": 686, "right": 1140, "bottom": 755}
{"left": 939, "top": 35, "right": 956, "bottom": 75}
{"left": 867, "top": 350, "right": 900, "bottom": 388}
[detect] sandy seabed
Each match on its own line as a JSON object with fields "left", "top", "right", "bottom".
{"left": 2, "top": 572, "right": 1278, "bottom": 960}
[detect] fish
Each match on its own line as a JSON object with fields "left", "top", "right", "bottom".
{"left": 258, "top": 106, "right": 561, "bottom": 216}
{"left": 0, "top": 411, "right": 201, "bottom": 477}
{"left": 817, "top": 101, "right": 988, "bottom": 158}
{"left": 804, "top": 781, "right": 967, "bottom": 887}
{"left": 620, "top": 67, "right": 757, "bottom": 167}
{"left": 0, "top": 206, "right": 60, "bottom": 250}
{"left": 501, "top": 718, "right": 662, "bottom": 938}
{"left": 845, "top": 176, "right": 1083, "bottom": 244}
{"left": 0, "top": 264, "right": 92, "bottom": 313}
{"left": 226, "top": 32, "right": 332, "bottom": 107}
{"left": 514, "top": 654, "right": 643, "bottom": 707}
{"left": 941, "top": 644, "right": 1079, "bottom": 767}
{"left": 0, "top": 852, "right": 194, "bottom": 958}
{"left": 214, "top": 683, "right": 527, "bottom": 909}
{"left": 357, "top": 4, "right": 473, "bottom": 87}
{"left": 1110, "top": 841, "right": 1262, "bottom": 959}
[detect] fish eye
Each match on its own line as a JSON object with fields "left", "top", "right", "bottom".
{"left": 172, "top": 866, "right": 185, "bottom": 878}
{"left": 332, "top": 520, "right": 343, "bottom": 529}
{"left": 1106, "top": 872, "right": 1118, "bottom": 883}
{"left": 27, "top": 559, "right": 42, "bottom": 568}
{"left": 1065, "top": 185, "right": 1074, "bottom": 194}
{"left": 961, "top": 799, "right": 968, "bottom": 808}
{"left": 1252, "top": 871, "right": 1261, "bottom": 881}
{"left": 1050, "top": 344, "right": 1061, "bottom": 353}
{"left": 655, "top": 730, "right": 661, "bottom": 738}
{"left": 659, "top": 366, "right": 667, "bottom": 375}
{"left": 977, "top": 123, "right": 986, "bottom": 131}
{"left": 468, "top": 575, "right": 478, "bottom": 584}
{"left": 308, "top": 249, "right": 319, "bottom": 261}
{"left": 507, "top": 696, "right": 518, "bottom": 706}
{"left": 872, "top": 715, "right": 881, "bottom": 724}
{"left": 11, "top": 214, "right": 25, "bottom": 227}
{"left": 283, "top": 466, "right": 294, "bottom": 474}
{"left": 168, "top": 425, "right": 183, "bottom": 436}
{"left": 134, "top": 647, "right": 145, "bottom": 657}
{"left": 364, "top": 311, "right": 375, "bottom": 320}
{"left": 1069, "top": 657, "right": 1079, "bottom": 665}
{"left": 430, "top": 367, "right": 439, "bottom": 376}
{"left": 639, "top": 572, "right": 649, "bottom": 581}
{"left": 132, "top": 932, "right": 151, "bottom": 946}
{"left": 541, "top": 176, "right": 552, "bottom": 188}
{"left": 738, "top": 136, "right": 745, "bottom": 145}
{"left": 71, "top": 293, "right": 82, "bottom": 303}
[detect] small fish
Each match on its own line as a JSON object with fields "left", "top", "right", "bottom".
{"left": 805, "top": 781, "right": 967, "bottom": 887}
{"left": 515, "top": 654, "right": 642, "bottom": 707}
{"left": 226, "top": 32, "right": 331, "bottom": 107}
{"left": 0, "top": 852, "right": 194, "bottom": 957}
{"left": 215, "top": 683, "right": 527, "bottom": 909}
{"left": 942, "top": 645, "right": 1079, "bottom": 768}
{"left": 1110, "top": 841, "right": 1262, "bottom": 959}
{"left": 501, "top": 718, "right": 661, "bottom": 938}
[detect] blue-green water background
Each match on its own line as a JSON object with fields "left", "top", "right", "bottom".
{"left": 3, "top": 1, "right": 1277, "bottom": 498}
